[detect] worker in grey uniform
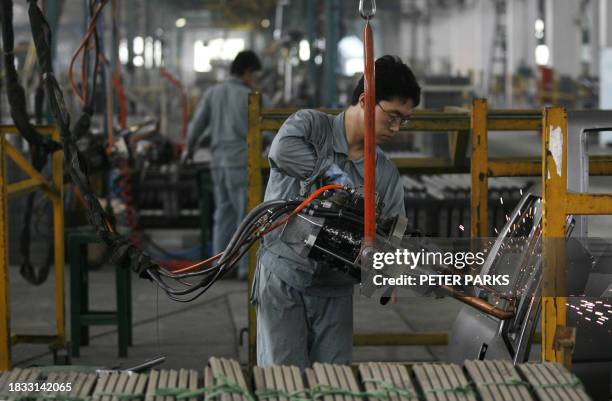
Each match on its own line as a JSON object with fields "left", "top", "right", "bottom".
{"left": 184, "top": 50, "right": 263, "bottom": 280}
{"left": 253, "top": 55, "right": 421, "bottom": 368}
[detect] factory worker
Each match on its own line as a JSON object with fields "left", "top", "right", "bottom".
{"left": 184, "top": 50, "right": 263, "bottom": 280}
{"left": 252, "top": 55, "right": 421, "bottom": 368}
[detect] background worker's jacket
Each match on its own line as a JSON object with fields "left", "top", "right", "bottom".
{"left": 257, "top": 109, "right": 406, "bottom": 297}
{"left": 186, "top": 77, "right": 252, "bottom": 168}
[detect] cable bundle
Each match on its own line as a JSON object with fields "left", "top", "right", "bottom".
{"left": 10, "top": 0, "right": 347, "bottom": 303}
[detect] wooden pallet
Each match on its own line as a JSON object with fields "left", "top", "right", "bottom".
{"left": 413, "top": 363, "right": 477, "bottom": 401}
{"left": 518, "top": 363, "right": 591, "bottom": 401}
{"left": 93, "top": 371, "right": 147, "bottom": 401}
{"left": 304, "top": 363, "right": 361, "bottom": 401}
{"left": 465, "top": 360, "right": 533, "bottom": 401}
{"left": 39, "top": 371, "right": 97, "bottom": 401}
{"left": 144, "top": 369, "right": 197, "bottom": 401}
{"left": 208, "top": 357, "right": 251, "bottom": 401}
{"left": 0, "top": 359, "right": 597, "bottom": 401}
{"left": 252, "top": 364, "right": 306, "bottom": 401}
{"left": 0, "top": 368, "right": 39, "bottom": 401}
{"left": 358, "top": 362, "right": 417, "bottom": 401}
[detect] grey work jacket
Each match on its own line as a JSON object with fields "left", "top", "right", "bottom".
{"left": 186, "top": 77, "right": 252, "bottom": 168}
{"left": 258, "top": 109, "right": 406, "bottom": 297}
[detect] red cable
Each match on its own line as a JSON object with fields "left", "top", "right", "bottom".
{"left": 363, "top": 20, "right": 376, "bottom": 247}
{"left": 67, "top": 0, "right": 110, "bottom": 104}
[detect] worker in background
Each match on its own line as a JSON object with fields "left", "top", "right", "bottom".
{"left": 184, "top": 50, "right": 263, "bottom": 280}
{"left": 252, "top": 55, "right": 421, "bottom": 368}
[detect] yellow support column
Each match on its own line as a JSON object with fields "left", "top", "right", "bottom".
{"left": 470, "top": 99, "right": 488, "bottom": 238}
{"left": 0, "top": 135, "right": 10, "bottom": 370}
{"left": 52, "top": 128, "right": 65, "bottom": 344}
{"left": 541, "top": 107, "right": 568, "bottom": 365}
{"left": 247, "top": 93, "right": 263, "bottom": 372}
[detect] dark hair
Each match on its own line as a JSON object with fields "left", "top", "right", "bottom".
{"left": 230, "top": 50, "right": 262, "bottom": 76}
{"left": 350, "top": 55, "right": 421, "bottom": 107}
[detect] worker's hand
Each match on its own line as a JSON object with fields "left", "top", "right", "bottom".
{"left": 180, "top": 149, "right": 193, "bottom": 165}
{"left": 325, "top": 163, "right": 354, "bottom": 186}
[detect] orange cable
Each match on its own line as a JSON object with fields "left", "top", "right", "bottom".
{"left": 168, "top": 184, "right": 344, "bottom": 274}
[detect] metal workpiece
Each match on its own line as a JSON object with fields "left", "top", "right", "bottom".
{"left": 0, "top": 125, "right": 65, "bottom": 371}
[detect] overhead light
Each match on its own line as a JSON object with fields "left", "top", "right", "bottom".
{"left": 534, "top": 19, "right": 544, "bottom": 32}
{"left": 339, "top": 35, "right": 363, "bottom": 59}
{"left": 534, "top": 18, "right": 544, "bottom": 39}
{"left": 314, "top": 54, "right": 323, "bottom": 65}
{"left": 119, "top": 39, "right": 128, "bottom": 64}
{"left": 133, "top": 36, "right": 144, "bottom": 55}
{"left": 154, "top": 40, "right": 163, "bottom": 67}
{"left": 175, "top": 18, "right": 186, "bottom": 28}
{"left": 298, "top": 39, "right": 310, "bottom": 61}
{"left": 193, "top": 40, "right": 211, "bottom": 72}
{"left": 261, "top": 19, "right": 270, "bottom": 28}
{"left": 144, "top": 37, "right": 154, "bottom": 69}
{"left": 133, "top": 55, "right": 144, "bottom": 67}
{"left": 344, "top": 59, "right": 364, "bottom": 76}
{"left": 535, "top": 44, "right": 550, "bottom": 66}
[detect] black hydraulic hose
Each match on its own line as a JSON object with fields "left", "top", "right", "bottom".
{"left": 0, "top": 0, "right": 61, "bottom": 156}
{"left": 153, "top": 201, "right": 298, "bottom": 297}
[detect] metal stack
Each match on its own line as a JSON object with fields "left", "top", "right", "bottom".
{"left": 0, "top": 359, "right": 593, "bottom": 401}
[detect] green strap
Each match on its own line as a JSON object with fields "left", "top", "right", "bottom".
{"left": 155, "top": 373, "right": 255, "bottom": 401}
{"left": 310, "top": 384, "right": 388, "bottom": 400}
{"left": 361, "top": 379, "right": 419, "bottom": 400}
{"left": 37, "top": 396, "right": 89, "bottom": 401}
{"left": 255, "top": 388, "right": 311, "bottom": 401}
{"left": 424, "top": 384, "right": 474, "bottom": 395}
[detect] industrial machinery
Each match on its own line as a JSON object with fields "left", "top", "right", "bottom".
{"left": 279, "top": 185, "right": 612, "bottom": 400}
{"left": 448, "top": 190, "right": 612, "bottom": 400}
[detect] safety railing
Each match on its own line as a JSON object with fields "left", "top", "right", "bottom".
{"left": 246, "top": 93, "right": 612, "bottom": 371}
{"left": 0, "top": 125, "right": 64, "bottom": 371}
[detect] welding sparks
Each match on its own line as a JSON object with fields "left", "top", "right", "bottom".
{"left": 458, "top": 225, "right": 465, "bottom": 231}
{"left": 500, "top": 197, "right": 504, "bottom": 205}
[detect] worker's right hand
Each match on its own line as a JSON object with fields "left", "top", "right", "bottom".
{"left": 325, "top": 163, "right": 354, "bottom": 186}
{"left": 180, "top": 149, "right": 193, "bottom": 164}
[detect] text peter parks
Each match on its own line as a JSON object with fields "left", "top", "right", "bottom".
{"left": 370, "top": 248, "right": 510, "bottom": 287}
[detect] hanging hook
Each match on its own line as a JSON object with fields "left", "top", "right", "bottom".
{"left": 359, "top": 0, "right": 376, "bottom": 20}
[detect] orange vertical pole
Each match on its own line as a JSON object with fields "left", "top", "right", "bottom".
{"left": 361, "top": 1, "right": 376, "bottom": 247}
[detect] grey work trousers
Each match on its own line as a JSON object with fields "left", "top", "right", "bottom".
{"left": 211, "top": 167, "right": 248, "bottom": 278}
{"left": 252, "top": 262, "right": 353, "bottom": 369}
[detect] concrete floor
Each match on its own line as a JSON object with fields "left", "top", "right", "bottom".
{"left": 8, "top": 264, "right": 463, "bottom": 369}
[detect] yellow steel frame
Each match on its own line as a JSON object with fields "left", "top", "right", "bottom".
{"left": 247, "top": 93, "right": 612, "bottom": 370}
{"left": 470, "top": 102, "right": 612, "bottom": 366}
{"left": 0, "top": 125, "right": 64, "bottom": 371}
{"left": 469, "top": 100, "right": 612, "bottom": 236}
{"left": 540, "top": 107, "right": 612, "bottom": 368}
